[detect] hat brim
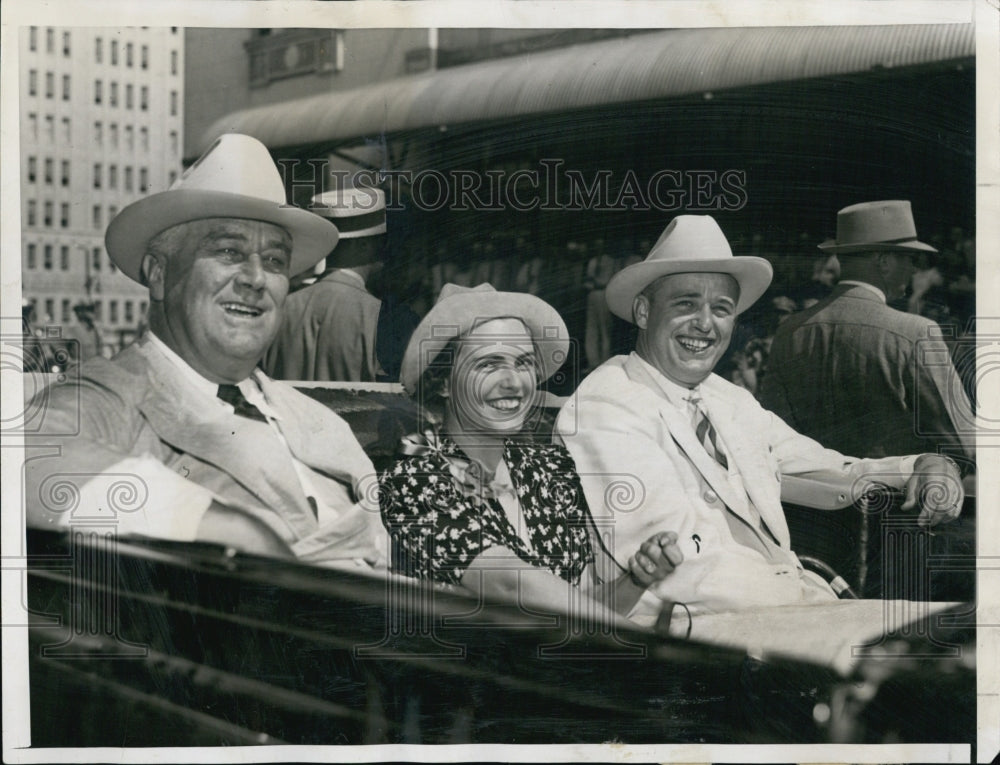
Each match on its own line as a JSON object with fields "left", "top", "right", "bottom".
{"left": 400, "top": 291, "right": 569, "bottom": 394}
{"left": 817, "top": 238, "right": 937, "bottom": 254}
{"left": 605, "top": 257, "right": 773, "bottom": 322}
{"left": 105, "top": 189, "right": 340, "bottom": 283}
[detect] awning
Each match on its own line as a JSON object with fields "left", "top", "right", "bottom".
{"left": 195, "top": 24, "right": 973, "bottom": 157}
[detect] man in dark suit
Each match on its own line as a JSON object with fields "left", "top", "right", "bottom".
{"left": 24, "top": 134, "right": 385, "bottom": 566}
{"left": 760, "top": 200, "right": 974, "bottom": 463}
{"left": 263, "top": 187, "right": 387, "bottom": 382}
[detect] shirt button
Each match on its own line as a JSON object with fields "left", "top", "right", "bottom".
{"left": 703, "top": 489, "right": 719, "bottom": 504}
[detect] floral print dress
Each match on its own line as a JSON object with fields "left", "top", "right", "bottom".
{"left": 378, "top": 432, "right": 595, "bottom": 587}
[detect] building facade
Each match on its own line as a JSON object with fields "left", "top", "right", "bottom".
{"left": 20, "top": 25, "right": 185, "bottom": 352}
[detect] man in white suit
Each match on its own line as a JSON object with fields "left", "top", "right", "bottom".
{"left": 25, "top": 134, "right": 385, "bottom": 566}
{"left": 556, "top": 215, "right": 962, "bottom": 624}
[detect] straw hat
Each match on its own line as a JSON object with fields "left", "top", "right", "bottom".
{"left": 606, "top": 215, "right": 773, "bottom": 321}
{"left": 105, "top": 133, "right": 340, "bottom": 282}
{"left": 399, "top": 283, "right": 569, "bottom": 394}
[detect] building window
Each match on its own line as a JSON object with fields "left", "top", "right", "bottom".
{"left": 29, "top": 27, "right": 37, "bottom": 52}
{"left": 44, "top": 299, "right": 54, "bottom": 322}
{"left": 93, "top": 163, "right": 102, "bottom": 189}
{"left": 28, "top": 69, "right": 37, "bottom": 96}
{"left": 140, "top": 127, "right": 148, "bottom": 151}
{"left": 109, "top": 164, "right": 118, "bottom": 189}
{"left": 27, "top": 200, "right": 37, "bottom": 226}
{"left": 108, "top": 205, "right": 118, "bottom": 222}
{"left": 140, "top": 86, "right": 148, "bottom": 111}
{"left": 139, "top": 300, "right": 148, "bottom": 318}
{"left": 124, "top": 125, "right": 133, "bottom": 150}
{"left": 92, "top": 205, "right": 102, "bottom": 229}
{"left": 95, "top": 37, "right": 102, "bottom": 63}
{"left": 124, "top": 166, "right": 133, "bottom": 192}
{"left": 139, "top": 167, "right": 148, "bottom": 193}
{"left": 61, "top": 160, "right": 70, "bottom": 186}
{"left": 46, "top": 28, "right": 54, "bottom": 54}
{"left": 110, "top": 123, "right": 118, "bottom": 148}
{"left": 110, "top": 81, "right": 118, "bottom": 107}
{"left": 45, "top": 71, "right": 54, "bottom": 98}
{"left": 27, "top": 243, "right": 37, "bottom": 270}
{"left": 125, "top": 83, "right": 133, "bottom": 109}
{"left": 168, "top": 170, "right": 177, "bottom": 186}
{"left": 27, "top": 156, "right": 37, "bottom": 183}
{"left": 60, "top": 202, "right": 69, "bottom": 228}
{"left": 61, "top": 299, "right": 71, "bottom": 323}
{"left": 111, "top": 40, "right": 118, "bottom": 65}
{"left": 60, "top": 245, "right": 69, "bottom": 271}
{"left": 62, "top": 31, "right": 70, "bottom": 57}
{"left": 141, "top": 44, "right": 148, "bottom": 69}
{"left": 94, "top": 79, "right": 102, "bottom": 104}
{"left": 125, "top": 301, "right": 134, "bottom": 323}
{"left": 44, "top": 201, "right": 53, "bottom": 227}
{"left": 126, "top": 42, "right": 133, "bottom": 67}
{"left": 92, "top": 248, "right": 101, "bottom": 272}
{"left": 109, "top": 300, "right": 119, "bottom": 323}
{"left": 61, "top": 117, "right": 70, "bottom": 143}
{"left": 44, "top": 114, "right": 54, "bottom": 142}
{"left": 44, "top": 158, "right": 53, "bottom": 184}
{"left": 43, "top": 244, "right": 53, "bottom": 270}
{"left": 170, "top": 49, "right": 178, "bottom": 75}
{"left": 62, "top": 74, "right": 70, "bottom": 101}
{"left": 94, "top": 121, "right": 102, "bottom": 145}
{"left": 169, "top": 131, "right": 178, "bottom": 155}
{"left": 28, "top": 112, "right": 38, "bottom": 139}
{"left": 170, "top": 91, "right": 177, "bottom": 116}
{"left": 94, "top": 301, "right": 103, "bottom": 321}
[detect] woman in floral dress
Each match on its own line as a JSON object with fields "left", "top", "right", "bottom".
{"left": 379, "top": 282, "right": 683, "bottom": 622}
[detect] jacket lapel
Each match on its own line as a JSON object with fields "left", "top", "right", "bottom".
{"left": 703, "top": 379, "right": 790, "bottom": 547}
{"left": 623, "top": 356, "right": 751, "bottom": 518}
{"left": 256, "top": 374, "right": 377, "bottom": 507}
{"left": 134, "top": 341, "right": 318, "bottom": 536}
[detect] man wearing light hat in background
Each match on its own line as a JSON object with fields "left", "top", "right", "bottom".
{"left": 556, "top": 214, "right": 963, "bottom": 625}
{"left": 263, "top": 186, "right": 387, "bottom": 382}
{"left": 24, "top": 134, "right": 385, "bottom": 567}
{"left": 760, "top": 200, "right": 975, "bottom": 463}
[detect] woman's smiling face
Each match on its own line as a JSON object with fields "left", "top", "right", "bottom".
{"left": 446, "top": 318, "right": 539, "bottom": 437}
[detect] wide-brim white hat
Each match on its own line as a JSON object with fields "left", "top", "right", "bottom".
{"left": 818, "top": 200, "right": 937, "bottom": 254}
{"left": 106, "top": 133, "right": 339, "bottom": 283}
{"left": 606, "top": 215, "right": 773, "bottom": 321}
{"left": 400, "top": 283, "right": 569, "bottom": 395}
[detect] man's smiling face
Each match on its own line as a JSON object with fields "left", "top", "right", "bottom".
{"left": 145, "top": 218, "right": 292, "bottom": 382}
{"left": 634, "top": 272, "right": 739, "bottom": 388}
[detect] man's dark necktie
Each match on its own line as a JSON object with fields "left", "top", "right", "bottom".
{"left": 217, "top": 383, "right": 268, "bottom": 423}
{"left": 685, "top": 395, "right": 728, "bottom": 470}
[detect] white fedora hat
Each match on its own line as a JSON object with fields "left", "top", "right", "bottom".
{"left": 818, "top": 200, "right": 937, "bottom": 254}
{"left": 106, "top": 133, "right": 340, "bottom": 283}
{"left": 399, "top": 283, "right": 569, "bottom": 395}
{"left": 606, "top": 215, "right": 773, "bottom": 321}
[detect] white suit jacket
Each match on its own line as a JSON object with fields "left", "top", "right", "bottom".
{"left": 25, "top": 334, "right": 384, "bottom": 564}
{"left": 556, "top": 353, "right": 914, "bottom": 620}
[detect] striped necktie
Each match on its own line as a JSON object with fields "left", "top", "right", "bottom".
{"left": 685, "top": 394, "right": 728, "bottom": 470}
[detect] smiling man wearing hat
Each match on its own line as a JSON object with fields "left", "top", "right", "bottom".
{"left": 761, "top": 200, "right": 974, "bottom": 463}
{"left": 263, "top": 186, "right": 388, "bottom": 382}
{"left": 556, "top": 214, "right": 964, "bottom": 625}
{"left": 24, "top": 134, "right": 385, "bottom": 566}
